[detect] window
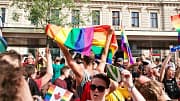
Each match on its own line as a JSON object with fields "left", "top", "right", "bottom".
{"left": 51, "top": 9, "right": 59, "bottom": 18}
{"left": 112, "top": 11, "right": 120, "bottom": 26}
{"left": 150, "top": 12, "right": 158, "bottom": 28}
{"left": 0, "top": 8, "right": 6, "bottom": 27}
{"left": 92, "top": 10, "right": 100, "bottom": 25}
{"left": 71, "top": 10, "right": 80, "bottom": 27}
{"left": 50, "top": 9, "right": 60, "bottom": 24}
{"left": 131, "top": 12, "right": 139, "bottom": 27}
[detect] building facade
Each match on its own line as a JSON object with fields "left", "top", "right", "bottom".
{"left": 0, "top": 0, "right": 179, "bottom": 59}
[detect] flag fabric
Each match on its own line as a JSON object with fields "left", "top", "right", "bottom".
{"left": 170, "top": 45, "right": 180, "bottom": 52}
{"left": 45, "top": 24, "right": 93, "bottom": 56}
{"left": 91, "top": 25, "right": 118, "bottom": 63}
{"left": 120, "top": 26, "right": 134, "bottom": 64}
{"left": 44, "top": 84, "right": 73, "bottom": 101}
{"left": 0, "top": 29, "right": 7, "bottom": 53}
{"left": 45, "top": 24, "right": 118, "bottom": 64}
{"left": 171, "top": 14, "right": 180, "bottom": 44}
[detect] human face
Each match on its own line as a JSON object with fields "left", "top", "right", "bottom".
{"left": 64, "top": 69, "right": 70, "bottom": 78}
{"left": 27, "top": 56, "right": 34, "bottom": 64}
{"left": 166, "top": 67, "right": 175, "bottom": 79}
{"left": 90, "top": 78, "right": 108, "bottom": 101}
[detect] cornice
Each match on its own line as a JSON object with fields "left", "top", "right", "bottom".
{"left": 89, "top": 0, "right": 180, "bottom": 4}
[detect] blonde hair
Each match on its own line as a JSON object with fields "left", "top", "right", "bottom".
{"left": 135, "top": 80, "right": 164, "bottom": 101}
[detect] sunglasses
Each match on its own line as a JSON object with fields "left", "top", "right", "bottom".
{"left": 90, "top": 84, "right": 106, "bottom": 92}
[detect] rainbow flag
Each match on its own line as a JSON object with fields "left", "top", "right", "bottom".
{"left": 46, "top": 24, "right": 118, "bottom": 64}
{"left": 91, "top": 25, "right": 118, "bottom": 63}
{"left": 0, "top": 29, "right": 7, "bottom": 53}
{"left": 44, "top": 85, "right": 73, "bottom": 101}
{"left": 171, "top": 14, "right": 180, "bottom": 44}
{"left": 120, "top": 27, "right": 134, "bottom": 64}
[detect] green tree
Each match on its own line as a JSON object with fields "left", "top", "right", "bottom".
{"left": 12, "top": 0, "right": 89, "bottom": 27}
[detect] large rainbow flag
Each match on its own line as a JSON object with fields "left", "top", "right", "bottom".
{"left": 171, "top": 14, "right": 180, "bottom": 44}
{"left": 120, "top": 26, "right": 134, "bottom": 65}
{"left": 45, "top": 24, "right": 118, "bottom": 64}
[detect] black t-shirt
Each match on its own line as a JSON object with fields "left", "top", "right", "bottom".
{"left": 163, "top": 78, "right": 180, "bottom": 99}
{"left": 27, "top": 78, "right": 41, "bottom": 96}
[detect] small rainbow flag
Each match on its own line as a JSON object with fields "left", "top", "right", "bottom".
{"left": 46, "top": 24, "right": 118, "bottom": 64}
{"left": 120, "top": 26, "right": 134, "bottom": 65}
{"left": 171, "top": 14, "right": 180, "bottom": 44}
{"left": 44, "top": 85, "right": 73, "bottom": 101}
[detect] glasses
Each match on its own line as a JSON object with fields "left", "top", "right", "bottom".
{"left": 90, "top": 84, "right": 106, "bottom": 92}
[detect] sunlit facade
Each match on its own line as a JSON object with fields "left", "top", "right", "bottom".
{"left": 0, "top": 0, "right": 179, "bottom": 59}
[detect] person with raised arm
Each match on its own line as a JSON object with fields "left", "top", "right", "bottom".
{"left": 57, "top": 28, "right": 113, "bottom": 98}
{"left": 28, "top": 48, "right": 53, "bottom": 90}
{"left": 159, "top": 52, "right": 180, "bottom": 100}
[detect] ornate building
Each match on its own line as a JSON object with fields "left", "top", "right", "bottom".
{"left": 0, "top": 0, "right": 179, "bottom": 58}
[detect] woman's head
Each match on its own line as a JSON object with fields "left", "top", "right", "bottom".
{"left": 24, "top": 64, "right": 37, "bottom": 79}
{"left": 90, "top": 73, "right": 110, "bottom": 101}
{"left": 83, "top": 52, "right": 95, "bottom": 66}
{"left": 135, "top": 76, "right": 171, "bottom": 101}
{"left": 0, "top": 60, "right": 24, "bottom": 101}
{"left": 27, "top": 54, "right": 34, "bottom": 64}
{"left": 165, "top": 66, "right": 175, "bottom": 79}
{"left": 60, "top": 66, "right": 70, "bottom": 78}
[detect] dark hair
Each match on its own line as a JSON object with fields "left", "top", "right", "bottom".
{"left": 38, "top": 58, "right": 44, "bottom": 64}
{"left": 39, "top": 67, "right": 47, "bottom": 78}
{"left": 155, "top": 58, "right": 160, "bottom": 62}
{"left": 0, "top": 60, "right": 24, "bottom": 101}
{"left": 83, "top": 52, "right": 95, "bottom": 65}
{"left": 60, "top": 66, "right": 69, "bottom": 75}
{"left": 24, "top": 64, "right": 36, "bottom": 78}
{"left": 92, "top": 73, "right": 110, "bottom": 88}
{"left": 136, "top": 57, "right": 141, "bottom": 62}
{"left": 60, "top": 58, "right": 65, "bottom": 64}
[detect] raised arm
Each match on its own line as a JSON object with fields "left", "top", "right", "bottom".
{"left": 159, "top": 52, "right": 173, "bottom": 82}
{"left": 34, "top": 49, "right": 47, "bottom": 68}
{"left": 57, "top": 43, "right": 83, "bottom": 83}
{"left": 121, "top": 69, "right": 146, "bottom": 101}
{"left": 40, "top": 48, "right": 53, "bottom": 87}
{"left": 96, "top": 29, "right": 113, "bottom": 73}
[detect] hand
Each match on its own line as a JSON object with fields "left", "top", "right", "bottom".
{"left": 121, "top": 69, "right": 133, "bottom": 87}
{"left": 45, "top": 47, "right": 51, "bottom": 58}
{"left": 35, "top": 48, "right": 39, "bottom": 57}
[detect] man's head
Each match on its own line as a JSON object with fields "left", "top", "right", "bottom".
{"left": 142, "top": 60, "right": 157, "bottom": 77}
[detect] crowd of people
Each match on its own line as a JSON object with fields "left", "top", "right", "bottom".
{"left": 0, "top": 32, "right": 180, "bottom": 101}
